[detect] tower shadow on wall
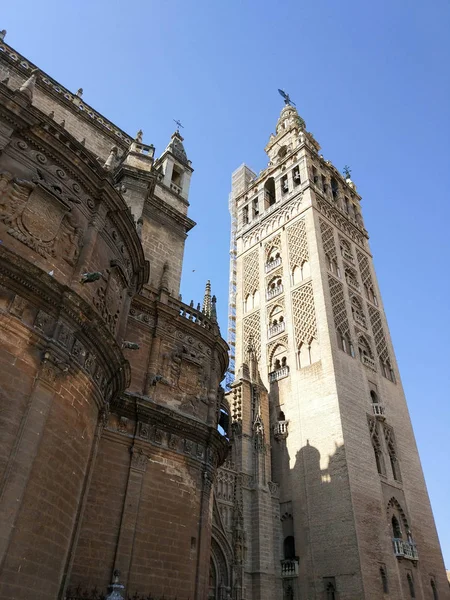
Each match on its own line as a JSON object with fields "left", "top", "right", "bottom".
{"left": 290, "top": 438, "right": 351, "bottom": 599}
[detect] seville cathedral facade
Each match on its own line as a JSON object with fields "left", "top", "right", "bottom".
{"left": 0, "top": 33, "right": 447, "bottom": 600}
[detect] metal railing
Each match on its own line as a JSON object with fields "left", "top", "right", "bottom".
{"left": 393, "top": 538, "right": 419, "bottom": 561}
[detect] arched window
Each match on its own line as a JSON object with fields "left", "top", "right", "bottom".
{"left": 431, "top": 579, "right": 438, "bottom": 600}
{"left": 392, "top": 515, "right": 402, "bottom": 539}
{"left": 245, "top": 290, "right": 259, "bottom": 312}
{"left": 283, "top": 536, "right": 296, "bottom": 559}
{"left": 340, "top": 238, "right": 352, "bottom": 259}
{"left": 351, "top": 296, "right": 365, "bottom": 326}
{"left": 284, "top": 584, "right": 294, "bottom": 600}
{"left": 271, "top": 344, "right": 287, "bottom": 372}
{"left": 326, "top": 582, "right": 336, "bottom": 600}
{"left": 358, "top": 335, "right": 374, "bottom": 368}
{"left": 407, "top": 573, "right": 415, "bottom": 598}
{"left": 345, "top": 266, "right": 359, "bottom": 290}
{"left": 381, "top": 359, "right": 395, "bottom": 382}
{"left": 385, "top": 431, "right": 401, "bottom": 482}
{"left": 330, "top": 177, "right": 339, "bottom": 201}
{"left": 269, "top": 304, "right": 283, "bottom": 326}
{"left": 253, "top": 289, "right": 260, "bottom": 308}
{"left": 337, "top": 329, "right": 353, "bottom": 357}
{"left": 245, "top": 294, "right": 252, "bottom": 313}
{"left": 264, "top": 177, "right": 276, "bottom": 208}
{"left": 369, "top": 420, "right": 385, "bottom": 476}
{"left": 380, "top": 567, "right": 388, "bottom": 594}
{"left": 242, "top": 204, "right": 249, "bottom": 225}
{"left": 279, "top": 411, "right": 286, "bottom": 421}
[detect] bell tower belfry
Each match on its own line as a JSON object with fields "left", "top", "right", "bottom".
{"left": 227, "top": 98, "right": 449, "bottom": 599}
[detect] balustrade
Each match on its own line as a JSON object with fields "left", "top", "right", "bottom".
{"left": 268, "top": 321, "right": 285, "bottom": 338}
{"left": 269, "top": 366, "right": 289, "bottom": 383}
{"left": 372, "top": 403, "right": 385, "bottom": 418}
{"left": 362, "top": 354, "right": 377, "bottom": 371}
{"left": 281, "top": 559, "right": 299, "bottom": 578}
{"left": 266, "top": 285, "right": 283, "bottom": 301}
{"left": 265, "top": 256, "right": 282, "bottom": 273}
{"left": 393, "top": 538, "right": 419, "bottom": 561}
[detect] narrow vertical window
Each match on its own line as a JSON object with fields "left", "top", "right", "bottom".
{"left": 431, "top": 579, "right": 438, "bottom": 600}
{"left": 326, "top": 582, "right": 336, "bottom": 600}
{"left": 392, "top": 516, "right": 402, "bottom": 538}
{"left": 380, "top": 567, "right": 388, "bottom": 593}
{"left": 407, "top": 573, "right": 415, "bottom": 598}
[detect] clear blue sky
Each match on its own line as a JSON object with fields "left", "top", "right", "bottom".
{"left": 3, "top": 0, "right": 449, "bottom": 567}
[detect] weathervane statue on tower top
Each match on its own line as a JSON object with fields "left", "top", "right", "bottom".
{"left": 278, "top": 89, "right": 296, "bottom": 107}
{"left": 173, "top": 119, "right": 184, "bottom": 133}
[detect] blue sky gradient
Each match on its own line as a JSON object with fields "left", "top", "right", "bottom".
{"left": 3, "top": 0, "right": 449, "bottom": 567}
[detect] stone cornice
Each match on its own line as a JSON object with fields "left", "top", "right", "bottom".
{"left": 0, "top": 41, "right": 133, "bottom": 149}
{"left": 110, "top": 391, "right": 230, "bottom": 467}
{"left": 129, "top": 293, "right": 229, "bottom": 374}
{"left": 144, "top": 192, "right": 196, "bottom": 233}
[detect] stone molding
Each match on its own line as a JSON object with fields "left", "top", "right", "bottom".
{"left": 0, "top": 243, "right": 130, "bottom": 403}
{"left": 0, "top": 40, "right": 133, "bottom": 149}
{"left": 107, "top": 392, "right": 230, "bottom": 469}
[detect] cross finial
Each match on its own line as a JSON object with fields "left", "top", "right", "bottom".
{"left": 173, "top": 119, "right": 184, "bottom": 132}
{"left": 343, "top": 165, "right": 352, "bottom": 179}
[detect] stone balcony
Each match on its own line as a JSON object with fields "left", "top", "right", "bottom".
{"left": 281, "top": 559, "right": 299, "bottom": 578}
{"left": 393, "top": 538, "right": 419, "bottom": 561}
{"left": 346, "top": 277, "right": 360, "bottom": 292}
{"left": 353, "top": 311, "right": 367, "bottom": 328}
{"left": 266, "top": 285, "right": 283, "bottom": 301}
{"left": 265, "top": 256, "right": 282, "bottom": 273}
{"left": 268, "top": 321, "right": 285, "bottom": 338}
{"left": 342, "top": 249, "right": 354, "bottom": 263}
{"left": 273, "top": 420, "right": 289, "bottom": 441}
{"left": 372, "top": 403, "right": 386, "bottom": 418}
{"left": 170, "top": 182, "right": 182, "bottom": 195}
{"left": 269, "top": 366, "right": 289, "bottom": 383}
{"left": 362, "top": 354, "right": 377, "bottom": 371}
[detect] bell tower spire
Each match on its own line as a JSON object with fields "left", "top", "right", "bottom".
{"left": 202, "top": 280, "right": 212, "bottom": 317}
{"left": 226, "top": 93, "right": 449, "bottom": 599}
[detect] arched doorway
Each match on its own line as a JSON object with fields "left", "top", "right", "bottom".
{"left": 209, "top": 534, "right": 232, "bottom": 600}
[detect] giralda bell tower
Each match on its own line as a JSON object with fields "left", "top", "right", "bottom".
{"left": 227, "top": 96, "right": 448, "bottom": 599}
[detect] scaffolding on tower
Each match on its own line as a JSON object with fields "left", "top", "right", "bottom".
{"left": 226, "top": 164, "right": 257, "bottom": 390}
{"left": 226, "top": 191, "right": 237, "bottom": 390}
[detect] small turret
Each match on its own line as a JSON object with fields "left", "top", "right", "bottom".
{"left": 202, "top": 280, "right": 212, "bottom": 317}
{"left": 157, "top": 130, "right": 193, "bottom": 201}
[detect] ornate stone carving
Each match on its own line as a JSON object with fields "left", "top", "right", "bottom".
{"left": 0, "top": 171, "right": 83, "bottom": 261}
{"left": 130, "top": 448, "right": 148, "bottom": 472}
{"left": 9, "top": 294, "right": 27, "bottom": 318}
{"left": 93, "top": 268, "right": 124, "bottom": 335}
